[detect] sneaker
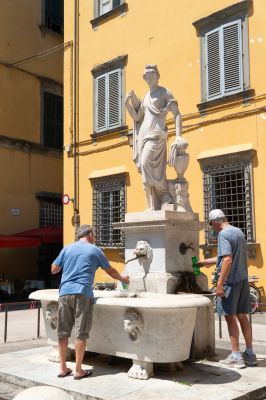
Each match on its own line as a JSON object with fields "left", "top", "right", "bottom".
{"left": 219, "top": 354, "right": 246, "bottom": 369}
{"left": 243, "top": 351, "right": 258, "bottom": 366}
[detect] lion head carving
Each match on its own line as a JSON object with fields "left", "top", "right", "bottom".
{"left": 45, "top": 301, "right": 58, "bottom": 330}
{"left": 123, "top": 308, "right": 144, "bottom": 342}
{"left": 134, "top": 241, "right": 153, "bottom": 264}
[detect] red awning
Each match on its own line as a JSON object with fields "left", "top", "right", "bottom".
{"left": 16, "top": 227, "right": 63, "bottom": 244}
{"left": 0, "top": 235, "right": 41, "bottom": 249}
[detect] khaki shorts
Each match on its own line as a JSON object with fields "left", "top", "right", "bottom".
{"left": 57, "top": 294, "right": 93, "bottom": 340}
{"left": 216, "top": 279, "right": 252, "bottom": 316}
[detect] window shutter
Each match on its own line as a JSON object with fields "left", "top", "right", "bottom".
{"left": 96, "top": 74, "right": 107, "bottom": 132}
{"left": 43, "top": 93, "right": 63, "bottom": 149}
{"left": 222, "top": 20, "right": 243, "bottom": 94}
{"left": 205, "top": 28, "right": 222, "bottom": 100}
{"left": 108, "top": 69, "right": 121, "bottom": 129}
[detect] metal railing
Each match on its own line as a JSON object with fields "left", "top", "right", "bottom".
{"left": 0, "top": 301, "right": 41, "bottom": 343}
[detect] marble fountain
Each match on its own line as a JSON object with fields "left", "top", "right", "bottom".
{"left": 29, "top": 65, "right": 214, "bottom": 380}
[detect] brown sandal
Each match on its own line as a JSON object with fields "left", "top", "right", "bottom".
{"left": 57, "top": 368, "right": 72, "bottom": 378}
{"left": 74, "top": 370, "right": 92, "bottom": 380}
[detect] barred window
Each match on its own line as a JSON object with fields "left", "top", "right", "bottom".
{"left": 203, "top": 161, "right": 254, "bottom": 244}
{"left": 92, "top": 176, "right": 125, "bottom": 248}
{"left": 40, "top": 200, "right": 63, "bottom": 227}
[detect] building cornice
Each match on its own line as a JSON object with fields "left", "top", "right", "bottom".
{"left": 0, "top": 134, "right": 63, "bottom": 158}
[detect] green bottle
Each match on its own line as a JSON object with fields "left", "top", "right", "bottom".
{"left": 192, "top": 256, "right": 201, "bottom": 276}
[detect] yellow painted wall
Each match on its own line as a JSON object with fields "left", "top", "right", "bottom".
{"left": 64, "top": 0, "right": 266, "bottom": 295}
{"left": 0, "top": 0, "right": 63, "bottom": 288}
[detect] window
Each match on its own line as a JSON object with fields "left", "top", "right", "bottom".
{"left": 40, "top": 199, "right": 63, "bottom": 227}
{"left": 203, "top": 161, "right": 254, "bottom": 244}
{"left": 95, "top": 69, "right": 123, "bottom": 133}
{"left": 98, "top": 0, "right": 121, "bottom": 16}
{"left": 43, "top": 92, "right": 63, "bottom": 149}
{"left": 45, "top": 0, "right": 64, "bottom": 34}
{"left": 193, "top": 1, "right": 250, "bottom": 104}
{"left": 205, "top": 20, "right": 243, "bottom": 100}
{"left": 92, "top": 176, "right": 126, "bottom": 248}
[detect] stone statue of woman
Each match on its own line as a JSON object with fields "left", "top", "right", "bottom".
{"left": 125, "top": 64, "right": 187, "bottom": 211}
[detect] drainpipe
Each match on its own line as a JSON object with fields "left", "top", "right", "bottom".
{"left": 73, "top": 0, "right": 80, "bottom": 239}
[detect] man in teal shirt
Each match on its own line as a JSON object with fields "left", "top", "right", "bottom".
{"left": 51, "top": 224, "right": 129, "bottom": 380}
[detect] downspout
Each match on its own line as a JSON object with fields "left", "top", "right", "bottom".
{"left": 73, "top": 0, "right": 80, "bottom": 238}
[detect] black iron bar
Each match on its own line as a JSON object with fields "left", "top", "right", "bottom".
{"left": 4, "top": 305, "right": 8, "bottom": 343}
{"left": 37, "top": 302, "right": 41, "bottom": 338}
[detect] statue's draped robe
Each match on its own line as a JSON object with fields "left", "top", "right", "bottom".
{"left": 133, "top": 92, "right": 177, "bottom": 209}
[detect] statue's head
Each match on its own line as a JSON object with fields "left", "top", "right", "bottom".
{"left": 143, "top": 64, "right": 160, "bottom": 85}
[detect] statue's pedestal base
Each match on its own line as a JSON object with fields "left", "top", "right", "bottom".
{"left": 115, "top": 210, "right": 214, "bottom": 358}
{"left": 117, "top": 210, "right": 205, "bottom": 294}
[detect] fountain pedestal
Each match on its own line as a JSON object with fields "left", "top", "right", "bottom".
{"left": 115, "top": 210, "right": 208, "bottom": 294}
{"left": 115, "top": 209, "right": 215, "bottom": 362}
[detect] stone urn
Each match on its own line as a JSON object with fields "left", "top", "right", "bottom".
{"left": 169, "top": 138, "right": 189, "bottom": 181}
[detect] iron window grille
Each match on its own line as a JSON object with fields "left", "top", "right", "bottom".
{"left": 40, "top": 200, "right": 63, "bottom": 227}
{"left": 92, "top": 176, "right": 125, "bottom": 248}
{"left": 203, "top": 161, "right": 254, "bottom": 244}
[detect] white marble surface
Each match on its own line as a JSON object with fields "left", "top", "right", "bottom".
{"left": 13, "top": 386, "right": 72, "bottom": 400}
{"left": 29, "top": 289, "right": 210, "bottom": 376}
{"left": 1, "top": 346, "right": 266, "bottom": 400}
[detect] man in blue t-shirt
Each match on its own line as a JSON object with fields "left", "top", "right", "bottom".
{"left": 198, "top": 209, "right": 257, "bottom": 369}
{"left": 51, "top": 224, "right": 129, "bottom": 380}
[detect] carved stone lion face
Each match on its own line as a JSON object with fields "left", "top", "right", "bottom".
{"left": 123, "top": 308, "right": 144, "bottom": 341}
{"left": 45, "top": 301, "right": 58, "bottom": 330}
{"left": 134, "top": 241, "right": 148, "bottom": 257}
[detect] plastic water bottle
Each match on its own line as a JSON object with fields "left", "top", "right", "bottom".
{"left": 192, "top": 256, "right": 201, "bottom": 276}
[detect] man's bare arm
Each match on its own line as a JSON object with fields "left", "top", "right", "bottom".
{"left": 51, "top": 263, "right": 61, "bottom": 275}
{"left": 105, "top": 266, "right": 129, "bottom": 284}
{"left": 216, "top": 255, "right": 232, "bottom": 297}
{"left": 197, "top": 257, "right": 217, "bottom": 268}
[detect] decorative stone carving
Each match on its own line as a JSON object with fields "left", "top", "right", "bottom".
{"left": 134, "top": 240, "right": 153, "bottom": 264}
{"left": 126, "top": 240, "right": 153, "bottom": 266}
{"left": 127, "top": 360, "right": 154, "bottom": 380}
{"left": 123, "top": 308, "right": 144, "bottom": 342}
{"left": 45, "top": 301, "right": 58, "bottom": 330}
{"left": 166, "top": 137, "right": 193, "bottom": 212}
{"left": 125, "top": 64, "right": 187, "bottom": 211}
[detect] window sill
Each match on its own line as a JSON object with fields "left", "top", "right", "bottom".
{"left": 99, "top": 246, "right": 124, "bottom": 250}
{"left": 90, "top": 3, "right": 128, "bottom": 29}
{"left": 39, "top": 25, "right": 63, "bottom": 37}
{"left": 200, "top": 242, "right": 259, "bottom": 259}
{"left": 197, "top": 89, "right": 255, "bottom": 113}
{"left": 91, "top": 125, "right": 128, "bottom": 141}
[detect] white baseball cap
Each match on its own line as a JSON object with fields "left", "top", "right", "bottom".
{"left": 209, "top": 209, "right": 225, "bottom": 221}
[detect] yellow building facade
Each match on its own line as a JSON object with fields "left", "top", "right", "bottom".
{"left": 0, "top": 0, "right": 64, "bottom": 287}
{"left": 64, "top": 0, "right": 266, "bottom": 301}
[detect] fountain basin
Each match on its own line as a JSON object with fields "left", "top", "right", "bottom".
{"left": 29, "top": 289, "right": 210, "bottom": 379}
